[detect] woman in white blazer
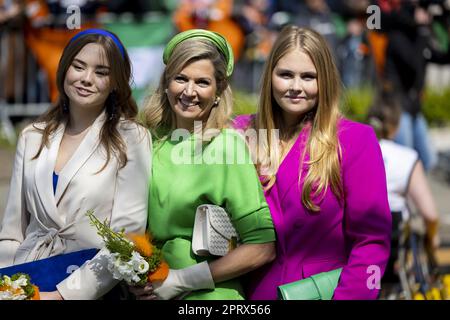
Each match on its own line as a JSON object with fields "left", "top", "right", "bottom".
{"left": 0, "top": 29, "right": 151, "bottom": 299}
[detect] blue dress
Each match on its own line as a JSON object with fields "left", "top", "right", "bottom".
{"left": 53, "top": 171, "right": 59, "bottom": 194}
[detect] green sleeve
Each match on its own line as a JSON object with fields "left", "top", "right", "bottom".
{"left": 207, "top": 130, "right": 275, "bottom": 244}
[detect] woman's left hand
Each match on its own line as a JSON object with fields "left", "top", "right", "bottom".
{"left": 39, "top": 290, "right": 64, "bottom": 300}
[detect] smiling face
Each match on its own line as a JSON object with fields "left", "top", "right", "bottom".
{"left": 63, "top": 43, "right": 112, "bottom": 114}
{"left": 166, "top": 58, "right": 217, "bottom": 130}
{"left": 272, "top": 49, "right": 318, "bottom": 126}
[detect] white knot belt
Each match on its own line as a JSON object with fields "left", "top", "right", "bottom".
{"left": 16, "top": 222, "right": 76, "bottom": 263}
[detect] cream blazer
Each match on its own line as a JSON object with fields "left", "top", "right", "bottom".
{"left": 0, "top": 112, "right": 151, "bottom": 299}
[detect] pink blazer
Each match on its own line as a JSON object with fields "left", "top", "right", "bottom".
{"left": 233, "top": 115, "right": 391, "bottom": 300}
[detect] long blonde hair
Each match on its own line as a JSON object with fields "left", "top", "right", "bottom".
{"left": 255, "top": 25, "right": 343, "bottom": 211}
{"left": 142, "top": 38, "right": 233, "bottom": 140}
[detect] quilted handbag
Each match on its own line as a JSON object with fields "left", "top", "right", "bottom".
{"left": 192, "top": 204, "right": 240, "bottom": 256}
{"left": 277, "top": 268, "right": 342, "bottom": 300}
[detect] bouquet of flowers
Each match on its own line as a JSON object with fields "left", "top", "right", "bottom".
{"left": 86, "top": 210, "right": 169, "bottom": 286}
{"left": 0, "top": 273, "right": 40, "bottom": 300}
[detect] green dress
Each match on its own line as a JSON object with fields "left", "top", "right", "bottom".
{"left": 148, "top": 129, "right": 275, "bottom": 300}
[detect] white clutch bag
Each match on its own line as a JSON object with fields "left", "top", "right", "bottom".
{"left": 192, "top": 204, "right": 240, "bottom": 256}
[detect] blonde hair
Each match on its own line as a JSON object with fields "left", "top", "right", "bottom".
{"left": 255, "top": 25, "right": 343, "bottom": 212}
{"left": 142, "top": 38, "right": 233, "bottom": 140}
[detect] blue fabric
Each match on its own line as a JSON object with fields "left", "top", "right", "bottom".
{"left": 69, "top": 29, "right": 126, "bottom": 58}
{"left": 394, "top": 112, "right": 437, "bottom": 171}
{"left": 53, "top": 171, "right": 59, "bottom": 195}
{"left": 0, "top": 249, "right": 98, "bottom": 292}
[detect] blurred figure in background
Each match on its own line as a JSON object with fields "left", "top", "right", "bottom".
{"left": 367, "top": 91, "right": 440, "bottom": 286}
{"left": 289, "top": 0, "right": 340, "bottom": 58}
{"left": 380, "top": 0, "right": 450, "bottom": 171}
{"left": 24, "top": 0, "right": 104, "bottom": 103}
{"left": 335, "top": 0, "right": 372, "bottom": 88}
{"left": 173, "top": 0, "right": 245, "bottom": 60}
{"left": 0, "top": 0, "right": 26, "bottom": 103}
{"left": 233, "top": 0, "right": 277, "bottom": 92}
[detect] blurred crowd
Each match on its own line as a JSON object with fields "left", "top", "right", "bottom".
{"left": 2, "top": 0, "right": 449, "bottom": 168}
{"left": 0, "top": 0, "right": 448, "bottom": 103}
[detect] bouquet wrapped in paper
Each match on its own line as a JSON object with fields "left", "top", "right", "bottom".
{"left": 86, "top": 210, "right": 169, "bottom": 286}
{"left": 0, "top": 273, "right": 40, "bottom": 300}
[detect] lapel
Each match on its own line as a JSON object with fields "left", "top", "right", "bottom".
{"left": 275, "top": 126, "right": 310, "bottom": 202}
{"left": 54, "top": 112, "right": 106, "bottom": 204}
{"left": 34, "top": 123, "right": 65, "bottom": 228}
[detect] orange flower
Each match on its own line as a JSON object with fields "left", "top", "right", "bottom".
{"left": 127, "top": 233, "right": 153, "bottom": 257}
{"left": 148, "top": 261, "right": 169, "bottom": 282}
{"left": 31, "top": 285, "right": 40, "bottom": 300}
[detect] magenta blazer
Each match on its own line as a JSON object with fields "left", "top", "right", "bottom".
{"left": 233, "top": 115, "right": 391, "bottom": 300}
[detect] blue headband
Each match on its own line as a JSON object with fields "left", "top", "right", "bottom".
{"left": 69, "top": 29, "right": 126, "bottom": 58}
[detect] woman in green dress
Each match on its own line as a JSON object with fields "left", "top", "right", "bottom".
{"left": 129, "top": 29, "right": 276, "bottom": 300}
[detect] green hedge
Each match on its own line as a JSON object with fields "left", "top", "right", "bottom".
{"left": 233, "top": 86, "right": 450, "bottom": 126}
{"left": 422, "top": 88, "right": 450, "bottom": 126}
{"left": 345, "top": 86, "right": 450, "bottom": 126}
{"left": 342, "top": 86, "right": 375, "bottom": 123}
{"left": 233, "top": 90, "right": 258, "bottom": 116}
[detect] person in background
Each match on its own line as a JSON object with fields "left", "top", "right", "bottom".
{"left": 173, "top": 0, "right": 245, "bottom": 60}
{"left": 367, "top": 92, "right": 440, "bottom": 284}
{"left": 380, "top": 0, "right": 450, "bottom": 171}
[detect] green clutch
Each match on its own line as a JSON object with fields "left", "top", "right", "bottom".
{"left": 277, "top": 268, "right": 342, "bottom": 300}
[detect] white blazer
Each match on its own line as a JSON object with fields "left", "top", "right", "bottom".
{"left": 0, "top": 112, "right": 151, "bottom": 299}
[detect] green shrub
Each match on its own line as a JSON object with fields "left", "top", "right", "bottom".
{"left": 333, "top": 86, "right": 450, "bottom": 126}
{"left": 233, "top": 86, "right": 450, "bottom": 126}
{"left": 232, "top": 87, "right": 377, "bottom": 121}
{"left": 422, "top": 87, "right": 450, "bottom": 126}
{"left": 233, "top": 90, "right": 258, "bottom": 116}
{"left": 342, "top": 86, "right": 375, "bottom": 123}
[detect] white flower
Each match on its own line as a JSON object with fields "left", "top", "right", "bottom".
{"left": 131, "top": 274, "right": 141, "bottom": 283}
{"left": 135, "top": 260, "right": 149, "bottom": 274}
{"left": 105, "top": 251, "right": 147, "bottom": 284}
{"left": 0, "top": 291, "right": 14, "bottom": 300}
{"left": 130, "top": 251, "right": 143, "bottom": 263}
{"left": 11, "top": 293, "right": 28, "bottom": 300}
{"left": 0, "top": 290, "right": 27, "bottom": 300}
{"left": 3, "top": 275, "right": 12, "bottom": 287}
{"left": 130, "top": 251, "right": 149, "bottom": 274}
{"left": 117, "top": 260, "right": 132, "bottom": 275}
{"left": 11, "top": 275, "right": 29, "bottom": 290}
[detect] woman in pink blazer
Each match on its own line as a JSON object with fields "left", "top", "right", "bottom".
{"left": 233, "top": 26, "right": 391, "bottom": 300}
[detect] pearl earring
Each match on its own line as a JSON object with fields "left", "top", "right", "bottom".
{"left": 214, "top": 96, "right": 221, "bottom": 106}
{"left": 164, "top": 88, "right": 168, "bottom": 94}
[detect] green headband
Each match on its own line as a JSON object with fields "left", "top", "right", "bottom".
{"left": 163, "top": 29, "right": 234, "bottom": 77}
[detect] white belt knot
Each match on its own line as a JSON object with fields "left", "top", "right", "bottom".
{"left": 42, "top": 228, "right": 59, "bottom": 245}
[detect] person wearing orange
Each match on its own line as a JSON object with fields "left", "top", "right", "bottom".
{"left": 24, "top": 0, "right": 101, "bottom": 102}
{"left": 173, "top": 0, "right": 245, "bottom": 60}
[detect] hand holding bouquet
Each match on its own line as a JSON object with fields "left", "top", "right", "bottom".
{"left": 86, "top": 210, "right": 169, "bottom": 286}
{"left": 0, "top": 273, "right": 40, "bottom": 300}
